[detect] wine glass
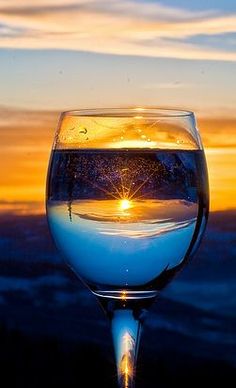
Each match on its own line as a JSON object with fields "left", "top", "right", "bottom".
{"left": 46, "top": 108, "right": 209, "bottom": 388}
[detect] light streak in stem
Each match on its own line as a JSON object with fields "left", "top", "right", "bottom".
{"left": 119, "top": 332, "right": 135, "bottom": 388}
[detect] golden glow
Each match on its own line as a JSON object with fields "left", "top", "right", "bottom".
{"left": 119, "top": 332, "right": 134, "bottom": 388}
{"left": 109, "top": 139, "right": 157, "bottom": 148}
{"left": 205, "top": 147, "right": 236, "bottom": 211}
{"left": 67, "top": 199, "right": 197, "bottom": 229}
{"left": 120, "top": 199, "right": 132, "bottom": 211}
{"left": 1, "top": 112, "right": 236, "bottom": 214}
{"left": 121, "top": 291, "right": 127, "bottom": 301}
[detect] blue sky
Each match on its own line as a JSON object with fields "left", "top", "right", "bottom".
{"left": 0, "top": 1, "right": 235, "bottom": 113}
{"left": 160, "top": 0, "right": 236, "bottom": 12}
{"left": 1, "top": 48, "right": 235, "bottom": 115}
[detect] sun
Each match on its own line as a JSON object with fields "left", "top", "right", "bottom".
{"left": 120, "top": 199, "right": 131, "bottom": 211}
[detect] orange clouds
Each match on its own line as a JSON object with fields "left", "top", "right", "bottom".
{"left": 0, "top": 108, "right": 58, "bottom": 203}
{"left": 1, "top": 1, "right": 236, "bottom": 61}
{"left": 0, "top": 108, "right": 236, "bottom": 212}
{"left": 199, "top": 119, "right": 236, "bottom": 211}
{"left": 205, "top": 148, "right": 236, "bottom": 211}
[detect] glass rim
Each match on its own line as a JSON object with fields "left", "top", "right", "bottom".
{"left": 61, "top": 107, "right": 194, "bottom": 119}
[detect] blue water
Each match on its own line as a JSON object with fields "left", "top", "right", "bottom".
{"left": 48, "top": 199, "right": 197, "bottom": 288}
{"left": 47, "top": 149, "right": 208, "bottom": 294}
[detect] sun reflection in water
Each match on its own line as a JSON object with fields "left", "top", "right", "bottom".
{"left": 119, "top": 199, "right": 132, "bottom": 211}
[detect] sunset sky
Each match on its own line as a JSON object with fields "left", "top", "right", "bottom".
{"left": 0, "top": 0, "right": 236, "bottom": 212}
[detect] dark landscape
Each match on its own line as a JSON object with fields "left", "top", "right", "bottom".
{"left": 0, "top": 209, "right": 235, "bottom": 387}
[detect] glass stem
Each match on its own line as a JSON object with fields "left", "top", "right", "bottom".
{"left": 111, "top": 309, "right": 142, "bottom": 388}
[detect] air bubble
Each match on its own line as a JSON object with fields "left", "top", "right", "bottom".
{"left": 79, "top": 127, "right": 87, "bottom": 135}
{"left": 177, "top": 139, "right": 183, "bottom": 144}
{"left": 141, "top": 134, "right": 146, "bottom": 139}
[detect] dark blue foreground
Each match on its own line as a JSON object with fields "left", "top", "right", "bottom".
{"left": 0, "top": 210, "right": 235, "bottom": 387}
